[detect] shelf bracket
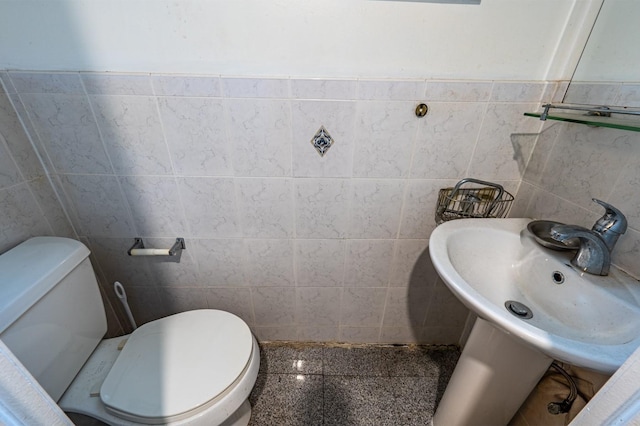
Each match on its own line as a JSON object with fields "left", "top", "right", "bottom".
{"left": 538, "top": 103, "right": 639, "bottom": 121}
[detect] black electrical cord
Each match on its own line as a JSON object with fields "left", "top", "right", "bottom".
{"left": 547, "top": 362, "right": 578, "bottom": 415}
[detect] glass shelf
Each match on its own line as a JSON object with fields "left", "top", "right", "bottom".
{"left": 524, "top": 112, "right": 640, "bottom": 132}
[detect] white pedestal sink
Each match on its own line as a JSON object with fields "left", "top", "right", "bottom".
{"left": 429, "top": 218, "right": 640, "bottom": 426}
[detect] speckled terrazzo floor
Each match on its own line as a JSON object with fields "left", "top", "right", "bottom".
{"left": 248, "top": 343, "right": 460, "bottom": 426}
{"left": 66, "top": 343, "right": 460, "bottom": 426}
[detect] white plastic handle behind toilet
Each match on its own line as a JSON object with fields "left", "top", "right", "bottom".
{"left": 114, "top": 281, "right": 137, "bottom": 331}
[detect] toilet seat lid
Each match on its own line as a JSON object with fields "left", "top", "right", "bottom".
{"left": 100, "top": 310, "right": 253, "bottom": 422}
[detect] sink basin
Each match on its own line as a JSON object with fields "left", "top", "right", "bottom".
{"left": 430, "top": 218, "right": 640, "bottom": 374}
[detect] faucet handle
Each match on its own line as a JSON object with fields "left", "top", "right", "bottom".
{"left": 591, "top": 198, "right": 627, "bottom": 236}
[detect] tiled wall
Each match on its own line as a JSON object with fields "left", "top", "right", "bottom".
{"left": 1, "top": 71, "right": 562, "bottom": 344}
{"left": 564, "top": 81, "right": 640, "bottom": 107}
{"left": 0, "top": 77, "right": 68, "bottom": 251}
{"left": 0, "top": 73, "right": 126, "bottom": 337}
{"left": 514, "top": 118, "right": 640, "bottom": 279}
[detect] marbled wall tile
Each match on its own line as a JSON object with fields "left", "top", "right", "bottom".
{"left": 0, "top": 183, "right": 52, "bottom": 253}
{"left": 236, "top": 178, "right": 293, "bottom": 238}
{"left": 295, "top": 287, "right": 342, "bottom": 326}
{"left": 178, "top": 177, "right": 240, "bottom": 238}
{"left": 606, "top": 143, "right": 640, "bottom": 230}
{"left": 119, "top": 176, "right": 186, "bottom": 237}
{"left": 143, "top": 237, "right": 200, "bottom": 287}
{"left": 28, "top": 176, "right": 75, "bottom": 238}
{"left": 123, "top": 286, "right": 165, "bottom": 325}
{"left": 0, "top": 94, "right": 42, "bottom": 180}
{"left": 152, "top": 75, "right": 221, "bottom": 97}
{"left": 205, "top": 287, "right": 255, "bottom": 324}
{"left": 540, "top": 82, "right": 558, "bottom": 103}
{"left": 523, "top": 121, "right": 562, "bottom": 186}
{"left": 294, "top": 178, "right": 350, "bottom": 239}
{"left": 523, "top": 188, "right": 596, "bottom": 226}
{"left": 245, "top": 239, "right": 294, "bottom": 287}
{"left": 252, "top": 287, "right": 296, "bottom": 326}
{"left": 158, "top": 287, "right": 208, "bottom": 315}
{"left": 291, "top": 79, "right": 356, "bottom": 100}
{"left": 0, "top": 136, "right": 21, "bottom": 189}
{"left": 483, "top": 179, "right": 519, "bottom": 198}
{"left": 490, "top": 82, "right": 547, "bottom": 102}
{"left": 291, "top": 100, "right": 356, "bottom": 177}
{"left": 425, "top": 81, "right": 492, "bottom": 102}
{"left": 467, "top": 102, "right": 542, "bottom": 181}
{"left": 46, "top": 173, "right": 79, "bottom": 228}
{"left": 20, "top": 94, "right": 112, "bottom": 174}
{"left": 81, "top": 73, "right": 153, "bottom": 95}
{"left": 552, "top": 81, "right": 570, "bottom": 103}
{"left": 357, "top": 80, "right": 425, "bottom": 100}
{"left": 221, "top": 77, "right": 289, "bottom": 98}
{"left": 194, "top": 239, "right": 246, "bottom": 286}
{"left": 611, "top": 228, "right": 640, "bottom": 279}
{"left": 158, "top": 97, "right": 232, "bottom": 176}
{"left": 540, "top": 81, "right": 569, "bottom": 104}
{"left": 9, "top": 72, "right": 84, "bottom": 94}
{"left": 88, "top": 237, "right": 155, "bottom": 288}
{"left": 399, "top": 179, "right": 454, "bottom": 239}
{"left": 91, "top": 95, "right": 172, "bottom": 175}
{"left": 97, "top": 283, "right": 125, "bottom": 337}
{"left": 0, "top": 72, "right": 15, "bottom": 94}
{"left": 60, "top": 174, "right": 135, "bottom": 237}
{"left": 88, "top": 267, "right": 121, "bottom": 332}
{"left": 340, "top": 287, "right": 387, "bottom": 327}
{"left": 381, "top": 286, "right": 429, "bottom": 327}
{"left": 297, "top": 327, "right": 339, "bottom": 342}
{"left": 348, "top": 179, "right": 404, "bottom": 239}
{"left": 295, "top": 239, "right": 345, "bottom": 287}
{"left": 227, "top": 99, "right": 292, "bottom": 177}
{"left": 539, "top": 124, "right": 635, "bottom": 210}
{"left": 379, "top": 327, "right": 422, "bottom": 344}
{"left": 615, "top": 84, "right": 640, "bottom": 108}
{"left": 389, "top": 239, "right": 437, "bottom": 288}
{"left": 353, "top": 101, "right": 418, "bottom": 178}
{"left": 563, "top": 82, "right": 620, "bottom": 106}
{"left": 424, "top": 279, "right": 469, "bottom": 328}
{"left": 420, "top": 326, "right": 464, "bottom": 345}
{"left": 509, "top": 181, "right": 534, "bottom": 219}
{"left": 343, "top": 240, "right": 394, "bottom": 288}
{"left": 410, "top": 102, "right": 485, "bottom": 179}
{"left": 338, "top": 326, "right": 380, "bottom": 343}
{"left": 252, "top": 326, "right": 298, "bottom": 341}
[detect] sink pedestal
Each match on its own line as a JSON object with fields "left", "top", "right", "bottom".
{"left": 433, "top": 318, "right": 552, "bottom": 426}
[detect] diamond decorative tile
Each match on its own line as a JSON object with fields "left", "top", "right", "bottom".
{"left": 311, "top": 125, "right": 334, "bottom": 157}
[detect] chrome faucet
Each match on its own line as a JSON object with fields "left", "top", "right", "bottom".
{"left": 590, "top": 199, "right": 627, "bottom": 251}
{"left": 551, "top": 224, "right": 611, "bottom": 275}
{"left": 550, "top": 199, "right": 627, "bottom": 276}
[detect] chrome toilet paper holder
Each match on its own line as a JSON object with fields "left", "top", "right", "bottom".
{"left": 128, "top": 238, "right": 186, "bottom": 256}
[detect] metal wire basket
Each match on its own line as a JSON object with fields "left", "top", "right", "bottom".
{"left": 435, "top": 178, "right": 514, "bottom": 225}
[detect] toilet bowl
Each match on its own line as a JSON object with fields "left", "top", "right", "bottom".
{"left": 0, "top": 237, "right": 259, "bottom": 426}
{"left": 60, "top": 310, "right": 260, "bottom": 426}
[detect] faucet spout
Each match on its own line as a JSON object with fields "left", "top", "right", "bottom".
{"left": 551, "top": 225, "right": 611, "bottom": 276}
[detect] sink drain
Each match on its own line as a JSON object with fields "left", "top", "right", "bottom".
{"left": 552, "top": 271, "right": 565, "bottom": 284}
{"left": 505, "top": 300, "right": 533, "bottom": 319}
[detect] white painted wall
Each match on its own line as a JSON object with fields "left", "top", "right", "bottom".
{"left": 0, "top": 0, "right": 587, "bottom": 80}
{"left": 573, "top": 0, "right": 640, "bottom": 82}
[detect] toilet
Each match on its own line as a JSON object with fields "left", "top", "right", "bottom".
{"left": 0, "top": 237, "right": 260, "bottom": 426}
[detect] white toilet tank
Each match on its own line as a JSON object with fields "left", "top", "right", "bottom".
{"left": 0, "top": 237, "right": 108, "bottom": 401}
